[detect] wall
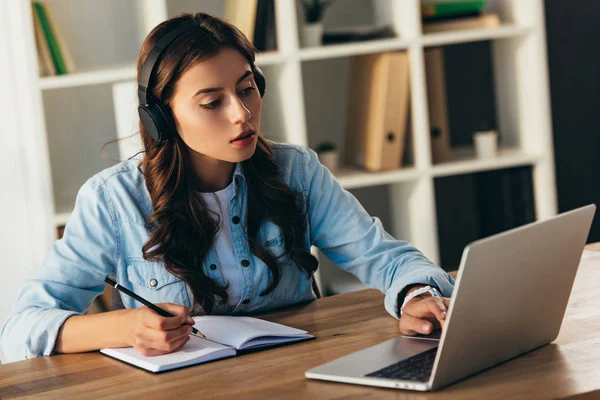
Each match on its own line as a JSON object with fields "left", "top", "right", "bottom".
{"left": 0, "top": 3, "right": 35, "bottom": 363}
{"left": 0, "top": 2, "right": 56, "bottom": 364}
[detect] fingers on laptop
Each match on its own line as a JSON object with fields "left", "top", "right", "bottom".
{"left": 399, "top": 314, "right": 433, "bottom": 335}
{"left": 410, "top": 296, "right": 449, "bottom": 320}
{"left": 400, "top": 297, "right": 451, "bottom": 335}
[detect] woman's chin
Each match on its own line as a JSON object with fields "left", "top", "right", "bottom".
{"left": 231, "top": 141, "right": 258, "bottom": 161}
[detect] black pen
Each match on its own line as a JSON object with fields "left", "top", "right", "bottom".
{"left": 104, "top": 276, "right": 206, "bottom": 339}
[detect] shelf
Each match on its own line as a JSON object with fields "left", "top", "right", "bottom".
{"left": 255, "top": 51, "right": 289, "bottom": 65}
{"left": 298, "top": 38, "right": 410, "bottom": 62}
{"left": 421, "top": 25, "right": 532, "bottom": 47}
{"left": 431, "top": 147, "right": 542, "bottom": 178}
{"left": 38, "top": 51, "right": 290, "bottom": 90}
{"left": 39, "top": 64, "right": 137, "bottom": 90}
{"left": 18, "top": 2, "right": 556, "bottom": 265}
{"left": 49, "top": 149, "right": 539, "bottom": 223}
{"left": 335, "top": 165, "right": 421, "bottom": 189}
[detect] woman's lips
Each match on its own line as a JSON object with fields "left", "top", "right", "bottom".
{"left": 231, "top": 132, "right": 256, "bottom": 147}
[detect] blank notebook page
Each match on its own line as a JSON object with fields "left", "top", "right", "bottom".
{"left": 193, "top": 316, "right": 312, "bottom": 350}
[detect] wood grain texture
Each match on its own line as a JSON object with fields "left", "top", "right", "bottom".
{"left": 2, "top": 249, "right": 600, "bottom": 399}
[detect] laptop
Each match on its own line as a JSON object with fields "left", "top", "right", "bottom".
{"left": 305, "top": 204, "right": 596, "bottom": 391}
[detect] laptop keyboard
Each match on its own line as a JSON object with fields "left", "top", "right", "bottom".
{"left": 365, "top": 347, "right": 438, "bottom": 382}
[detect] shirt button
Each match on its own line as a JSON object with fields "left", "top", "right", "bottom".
{"left": 232, "top": 216, "right": 240, "bottom": 224}
{"left": 241, "top": 259, "right": 250, "bottom": 267}
{"left": 149, "top": 278, "right": 158, "bottom": 287}
{"left": 210, "top": 264, "right": 217, "bottom": 270}
{"left": 242, "top": 299, "right": 250, "bottom": 304}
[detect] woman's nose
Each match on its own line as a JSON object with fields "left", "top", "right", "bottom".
{"left": 230, "top": 97, "right": 251, "bottom": 124}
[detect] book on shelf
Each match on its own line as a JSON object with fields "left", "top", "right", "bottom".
{"left": 32, "top": 4, "right": 56, "bottom": 77}
{"left": 344, "top": 51, "right": 411, "bottom": 172}
{"left": 434, "top": 173, "right": 481, "bottom": 269}
{"left": 474, "top": 166, "right": 536, "bottom": 237}
{"left": 422, "top": 12, "right": 501, "bottom": 34}
{"left": 435, "top": 166, "right": 536, "bottom": 269}
{"left": 421, "top": 1, "right": 485, "bottom": 22}
{"left": 322, "top": 25, "right": 396, "bottom": 45}
{"left": 101, "top": 316, "right": 314, "bottom": 373}
{"left": 32, "top": 1, "right": 76, "bottom": 75}
{"left": 224, "top": 0, "right": 259, "bottom": 44}
{"left": 43, "top": 1, "right": 76, "bottom": 73}
{"left": 424, "top": 47, "right": 452, "bottom": 163}
{"left": 253, "top": 0, "right": 277, "bottom": 52}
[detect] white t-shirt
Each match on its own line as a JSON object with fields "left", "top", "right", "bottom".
{"left": 198, "top": 182, "right": 242, "bottom": 307}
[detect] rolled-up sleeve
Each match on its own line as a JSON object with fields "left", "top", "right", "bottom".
{"left": 1, "top": 177, "right": 118, "bottom": 361}
{"left": 302, "top": 147, "right": 454, "bottom": 319}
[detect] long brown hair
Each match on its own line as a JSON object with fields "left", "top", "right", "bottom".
{"left": 137, "top": 12, "right": 318, "bottom": 313}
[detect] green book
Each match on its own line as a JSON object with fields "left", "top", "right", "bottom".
{"left": 422, "top": 1, "right": 485, "bottom": 20}
{"left": 33, "top": 1, "right": 67, "bottom": 75}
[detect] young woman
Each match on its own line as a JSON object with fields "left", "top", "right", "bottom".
{"left": 1, "top": 12, "right": 454, "bottom": 361}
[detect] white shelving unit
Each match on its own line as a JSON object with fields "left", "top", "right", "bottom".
{"left": 7, "top": 0, "right": 557, "bottom": 295}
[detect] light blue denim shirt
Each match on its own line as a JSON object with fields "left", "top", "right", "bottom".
{"left": 1, "top": 142, "right": 454, "bottom": 361}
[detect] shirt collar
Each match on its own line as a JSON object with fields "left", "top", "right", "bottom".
{"left": 233, "top": 162, "right": 245, "bottom": 180}
{"left": 233, "top": 162, "right": 246, "bottom": 194}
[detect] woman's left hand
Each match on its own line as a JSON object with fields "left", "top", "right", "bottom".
{"left": 398, "top": 293, "right": 451, "bottom": 336}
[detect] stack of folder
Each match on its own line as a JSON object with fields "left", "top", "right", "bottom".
{"left": 344, "top": 52, "right": 411, "bottom": 172}
{"left": 425, "top": 47, "right": 452, "bottom": 163}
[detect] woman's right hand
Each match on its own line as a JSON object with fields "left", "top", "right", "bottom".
{"left": 127, "top": 303, "right": 195, "bottom": 356}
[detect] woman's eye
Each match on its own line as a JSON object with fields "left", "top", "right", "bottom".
{"left": 239, "top": 86, "right": 255, "bottom": 96}
{"left": 200, "top": 100, "right": 221, "bottom": 110}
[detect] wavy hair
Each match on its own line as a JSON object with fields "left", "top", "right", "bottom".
{"left": 137, "top": 12, "right": 318, "bottom": 313}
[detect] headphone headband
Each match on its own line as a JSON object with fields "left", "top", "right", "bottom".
{"left": 138, "top": 20, "right": 197, "bottom": 105}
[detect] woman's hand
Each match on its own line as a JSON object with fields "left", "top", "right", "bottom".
{"left": 398, "top": 290, "right": 451, "bottom": 336}
{"left": 126, "top": 303, "right": 196, "bottom": 356}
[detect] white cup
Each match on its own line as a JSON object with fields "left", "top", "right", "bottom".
{"left": 473, "top": 130, "right": 498, "bottom": 159}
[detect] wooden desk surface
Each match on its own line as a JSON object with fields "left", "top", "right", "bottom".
{"left": 2, "top": 247, "right": 600, "bottom": 399}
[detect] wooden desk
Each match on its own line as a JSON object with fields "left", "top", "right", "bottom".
{"left": 2, "top": 248, "right": 600, "bottom": 399}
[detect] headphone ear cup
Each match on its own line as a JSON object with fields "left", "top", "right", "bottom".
{"left": 138, "top": 102, "right": 176, "bottom": 142}
{"left": 254, "top": 66, "right": 266, "bottom": 97}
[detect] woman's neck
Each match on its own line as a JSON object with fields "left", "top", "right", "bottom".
{"left": 189, "top": 152, "right": 236, "bottom": 193}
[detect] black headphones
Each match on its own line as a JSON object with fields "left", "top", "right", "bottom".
{"left": 138, "top": 20, "right": 266, "bottom": 142}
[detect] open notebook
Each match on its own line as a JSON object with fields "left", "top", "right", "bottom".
{"left": 100, "top": 316, "right": 314, "bottom": 373}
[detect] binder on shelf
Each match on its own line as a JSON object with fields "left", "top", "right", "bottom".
{"left": 424, "top": 47, "right": 452, "bottom": 163}
{"left": 344, "top": 51, "right": 411, "bottom": 172}
{"left": 224, "top": 0, "right": 259, "bottom": 43}
{"left": 422, "top": 12, "right": 501, "bottom": 34}
{"left": 474, "top": 166, "right": 535, "bottom": 237}
{"left": 253, "top": 0, "right": 277, "bottom": 52}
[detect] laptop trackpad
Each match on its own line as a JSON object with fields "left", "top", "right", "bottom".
{"left": 308, "top": 336, "right": 439, "bottom": 378}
